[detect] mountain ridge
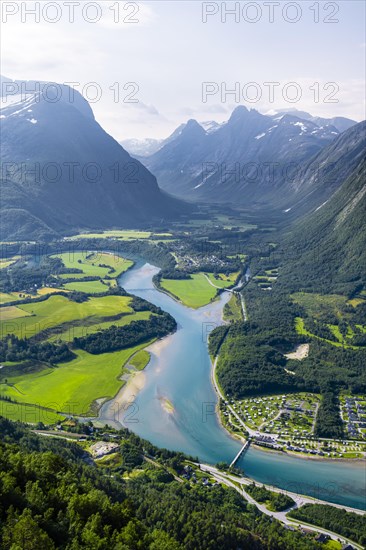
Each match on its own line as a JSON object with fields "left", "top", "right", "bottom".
{"left": 143, "top": 106, "right": 348, "bottom": 208}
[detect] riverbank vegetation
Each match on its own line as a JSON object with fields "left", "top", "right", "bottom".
{"left": 224, "top": 293, "right": 243, "bottom": 322}
{"left": 129, "top": 350, "right": 151, "bottom": 370}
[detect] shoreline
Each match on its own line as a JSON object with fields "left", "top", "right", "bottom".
{"left": 250, "top": 442, "right": 366, "bottom": 464}
{"left": 95, "top": 335, "right": 175, "bottom": 427}
{"left": 210, "top": 301, "right": 366, "bottom": 465}
{"left": 212, "top": 358, "right": 366, "bottom": 464}
{"left": 214, "top": 374, "right": 366, "bottom": 463}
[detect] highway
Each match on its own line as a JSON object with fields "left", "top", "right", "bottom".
{"left": 199, "top": 463, "right": 365, "bottom": 549}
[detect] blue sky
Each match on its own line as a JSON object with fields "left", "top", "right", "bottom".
{"left": 1, "top": 1, "right": 365, "bottom": 139}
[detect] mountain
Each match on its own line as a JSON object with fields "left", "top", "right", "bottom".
{"left": 0, "top": 79, "right": 189, "bottom": 240}
{"left": 120, "top": 137, "right": 163, "bottom": 157}
{"left": 283, "top": 120, "right": 366, "bottom": 217}
{"left": 266, "top": 108, "right": 357, "bottom": 133}
{"left": 120, "top": 121, "right": 223, "bottom": 158}
{"left": 144, "top": 106, "right": 345, "bottom": 208}
{"left": 281, "top": 153, "right": 366, "bottom": 294}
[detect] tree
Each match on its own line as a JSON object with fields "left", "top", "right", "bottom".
{"left": 4, "top": 508, "right": 55, "bottom": 550}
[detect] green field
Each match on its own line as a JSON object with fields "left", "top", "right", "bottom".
{"left": 295, "top": 317, "right": 359, "bottom": 350}
{"left": 0, "top": 288, "right": 65, "bottom": 304}
{"left": 205, "top": 272, "right": 239, "bottom": 289}
{"left": 0, "top": 344, "right": 150, "bottom": 416}
{"left": 0, "top": 292, "right": 32, "bottom": 304}
{"left": 160, "top": 273, "right": 218, "bottom": 308}
{"left": 292, "top": 292, "right": 347, "bottom": 318}
{"left": 62, "top": 280, "right": 113, "bottom": 293}
{"left": 129, "top": 350, "right": 151, "bottom": 370}
{"left": 0, "top": 289, "right": 155, "bottom": 420}
{"left": 292, "top": 292, "right": 365, "bottom": 349}
{"left": 37, "top": 287, "right": 65, "bottom": 295}
{"left": 0, "top": 256, "right": 20, "bottom": 269}
{"left": 58, "top": 273, "right": 93, "bottom": 280}
{"left": 0, "top": 250, "right": 159, "bottom": 423}
{"left": 65, "top": 230, "right": 152, "bottom": 240}
{"left": 48, "top": 310, "right": 152, "bottom": 342}
{"left": 0, "top": 294, "right": 133, "bottom": 339}
{"left": 0, "top": 400, "right": 64, "bottom": 424}
{"left": 52, "top": 252, "right": 133, "bottom": 278}
{"left": 0, "top": 306, "right": 32, "bottom": 321}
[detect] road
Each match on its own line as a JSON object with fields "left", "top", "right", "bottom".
{"left": 203, "top": 273, "right": 249, "bottom": 322}
{"left": 212, "top": 356, "right": 258, "bottom": 437}
{"left": 203, "top": 273, "right": 234, "bottom": 293}
{"left": 199, "top": 463, "right": 364, "bottom": 549}
{"left": 212, "top": 356, "right": 280, "bottom": 440}
{"left": 238, "top": 291, "right": 248, "bottom": 321}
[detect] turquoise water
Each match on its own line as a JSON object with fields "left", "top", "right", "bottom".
{"left": 116, "top": 261, "right": 366, "bottom": 510}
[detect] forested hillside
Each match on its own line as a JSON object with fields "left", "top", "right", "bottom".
{"left": 0, "top": 418, "right": 321, "bottom": 550}
{"left": 212, "top": 156, "right": 366, "bottom": 439}
{"left": 281, "top": 157, "right": 366, "bottom": 295}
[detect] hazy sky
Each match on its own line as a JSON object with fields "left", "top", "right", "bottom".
{"left": 1, "top": 1, "right": 365, "bottom": 139}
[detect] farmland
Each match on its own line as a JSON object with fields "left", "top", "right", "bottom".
{"left": 0, "top": 292, "right": 32, "bottom": 304}
{"left": 48, "top": 310, "right": 152, "bottom": 342}
{"left": 159, "top": 269, "right": 240, "bottom": 308}
{"left": 0, "top": 344, "right": 151, "bottom": 416}
{"left": 160, "top": 273, "right": 218, "bottom": 308}
{"left": 0, "top": 256, "right": 20, "bottom": 269}
{"left": 62, "top": 280, "right": 114, "bottom": 293}
{"left": 0, "top": 294, "right": 133, "bottom": 339}
{"left": 65, "top": 230, "right": 152, "bottom": 240}
{"left": 52, "top": 251, "right": 133, "bottom": 278}
{"left": 0, "top": 248, "right": 176, "bottom": 423}
{"left": 205, "top": 271, "right": 239, "bottom": 289}
{"left": 0, "top": 306, "right": 31, "bottom": 321}
{"left": 0, "top": 399, "right": 64, "bottom": 424}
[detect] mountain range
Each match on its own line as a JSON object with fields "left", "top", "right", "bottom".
{"left": 1, "top": 79, "right": 364, "bottom": 241}
{"left": 0, "top": 78, "right": 189, "bottom": 240}
{"left": 141, "top": 106, "right": 361, "bottom": 214}
{"left": 121, "top": 108, "right": 356, "bottom": 158}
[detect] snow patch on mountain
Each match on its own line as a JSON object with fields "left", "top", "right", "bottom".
{"left": 200, "top": 120, "right": 222, "bottom": 133}
{"left": 315, "top": 200, "right": 329, "bottom": 212}
{"left": 293, "top": 122, "right": 308, "bottom": 132}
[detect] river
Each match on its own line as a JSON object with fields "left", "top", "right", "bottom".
{"left": 101, "top": 260, "right": 366, "bottom": 511}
